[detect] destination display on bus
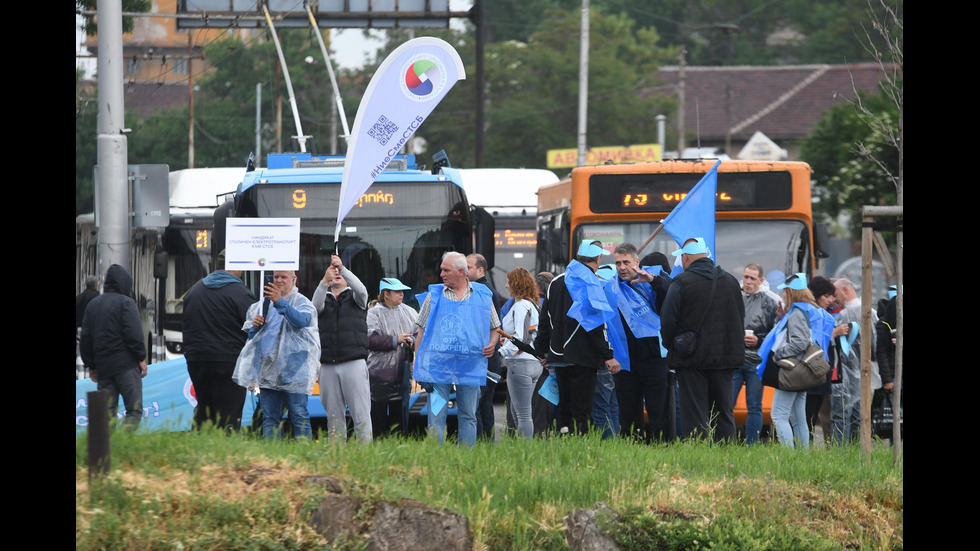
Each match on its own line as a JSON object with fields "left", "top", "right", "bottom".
{"left": 589, "top": 171, "right": 794, "bottom": 213}
{"left": 251, "top": 182, "right": 466, "bottom": 220}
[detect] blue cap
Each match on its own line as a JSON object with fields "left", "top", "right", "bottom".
{"left": 379, "top": 277, "right": 411, "bottom": 293}
{"left": 577, "top": 240, "right": 606, "bottom": 258}
{"left": 778, "top": 272, "right": 808, "bottom": 290}
{"left": 671, "top": 237, "right": 708, "bottom": 257}
{"left": 595, "top": 263, "right": 616, "bottom": 280}
{"left": 887, "top": 285, "right": 901, "bottom": 299}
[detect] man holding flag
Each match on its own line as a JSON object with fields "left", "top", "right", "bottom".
{"left": 654, "top": 160, "right": 743, "bottom": 440}
{"left": 659, "top": 238, "right": 744, "bottom": 442}
{"left": 536, "top": 240, "right": 621, "bottom": 436}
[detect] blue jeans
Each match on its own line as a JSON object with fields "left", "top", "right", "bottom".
{"left": 772, "top": 389, "right": 808, "bottom": 449}
{"left": 732, "top": 361, "right": 764, "bottom": 444}
{"left": 429, "top": 384, "right": 480, "bottom": 447}
{"left": 591, "top": 368, "right": 619, "bottom": 439}
{"left": 258, "top": 388, "right": 310, "bottom": 440}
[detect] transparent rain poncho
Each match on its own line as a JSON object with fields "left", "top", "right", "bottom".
{"left": 233, "top": 291, "right": 320, "bottom": 395}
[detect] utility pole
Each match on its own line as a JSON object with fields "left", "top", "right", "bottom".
{"left": 96, "top": 0, "right": 131, "bottom": 275}
{"left": 474, "top": 0, "right": 485, "bottom": 167}
{"left": 576, "top": 0, "right": 590, "bottom": 166}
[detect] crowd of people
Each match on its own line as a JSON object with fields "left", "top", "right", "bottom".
{"left": 77, "top": 238, "right": 901, "bottom": 447}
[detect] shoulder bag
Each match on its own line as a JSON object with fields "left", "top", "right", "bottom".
{"left": 774, "top": 308, "right": 831, "bottom": 391}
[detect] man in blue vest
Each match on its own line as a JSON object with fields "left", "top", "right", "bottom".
{"left": 415, "top": 251, "right": 501, "bottom": 447}
{"left": 536, "top": 240, "right": 621, "bottom": 436}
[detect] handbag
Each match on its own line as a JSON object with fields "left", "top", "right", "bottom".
{"left": 672, "top": 268, "right": 718, "bottom": 358}
{"left": 773, "top": 306, "right": 832, "bottom": 391}
{"left": 871, "top": 388, "right": 903, "bottom": 439}
{"left": 775, "top": 342, "right": 831, "bottom": 391}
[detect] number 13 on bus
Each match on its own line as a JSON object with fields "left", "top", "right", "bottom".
{"left": 535, "top": 159, "right": 830, "bottom": 282}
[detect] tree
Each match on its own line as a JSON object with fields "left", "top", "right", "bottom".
{"left": 803, "top": 92, "right": 899, "bottom": 238}
{"left": 77, "top": 0, "right": 151, "bottom": 36}
{"left": 487, "top": 8, "right": 674, "bottom": 169}
{"left": 801, "top": 0, "right": 901, "bottom": 239}
{"left": 368, "top": 8, "right": 675, "bottom": 170}
{"left": 123, "top": 29, "right": 340, "bottom": 169}
{"left": 483, "top": 0, "right": 902, "bottom": 66}
{"left": 76, "top": 69, "right": 98, "bottom": 215}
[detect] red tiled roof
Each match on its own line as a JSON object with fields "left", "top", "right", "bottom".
{"left": 655, "top": 63, "right": 896, "bottom": 141}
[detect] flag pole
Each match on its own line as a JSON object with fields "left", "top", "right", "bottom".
{"left": 636, "top": 223, "right": 665, "bottom": 255}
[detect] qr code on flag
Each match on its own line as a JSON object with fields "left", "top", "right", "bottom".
{"left": 367, "top": 116, "right": 399, "bottom": 146}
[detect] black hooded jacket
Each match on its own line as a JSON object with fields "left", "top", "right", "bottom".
{"left": 80, "top": 264, "right": 146, "bottom": 377}
{"left": 659, "top": 257, "right": 745, "bottom": 370}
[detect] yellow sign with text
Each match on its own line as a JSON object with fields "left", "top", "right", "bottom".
{"left": 546, "top": 144, "right": 662, "bottom": 168}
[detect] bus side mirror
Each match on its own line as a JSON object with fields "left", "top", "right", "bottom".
{"left": 472, "top": 206, "right": 495, "bottom": 270}
{"left": 153, "top": 251, "right": 168, "bottom": 280}
{"left": 814, "top": 222, "right": 831, "bottom": 261}
{"left": 555, "top": 212, "right": 570, "bottom": 265}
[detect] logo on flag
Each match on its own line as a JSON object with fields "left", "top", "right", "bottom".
{"left": 402, "top": 56, "right": 446, "bottom": 101}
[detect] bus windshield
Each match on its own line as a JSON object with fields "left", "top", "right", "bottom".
{"left": 239, "top": 180, "right": 470, "bottom": 303}
{"left": 576, "top": 219, "right": 811, "bottom": 283}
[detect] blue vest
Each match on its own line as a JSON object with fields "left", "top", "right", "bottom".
{"left": 415, "top": 283, "right": 493, "bottom": 386}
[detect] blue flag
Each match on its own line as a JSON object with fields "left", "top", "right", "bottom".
{"left": 335, "top": 37, "right": 466, "bottom": 242}
{"left": 662, "top": 160, "right": 721, "bottom": 259}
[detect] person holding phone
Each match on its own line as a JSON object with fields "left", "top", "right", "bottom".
{"left": 233, "top": 270, "right": 320, "bottom": 440}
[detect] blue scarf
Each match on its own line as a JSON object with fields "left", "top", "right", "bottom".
{"left": 564, "top": 260, "right": 617, "bottom": 331}
{"left": 756, "top": 302, "right": 835, "bottom": 376}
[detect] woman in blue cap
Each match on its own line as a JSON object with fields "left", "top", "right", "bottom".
{"left": 758, "top": 273, "right": 835, "bottom": 449}
{"left": 366, "top": 278, "right": 419, "bottom": 437}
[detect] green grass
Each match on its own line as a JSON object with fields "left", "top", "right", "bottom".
{"left": 76, "top": 428, "right": 903, "bottom": 550}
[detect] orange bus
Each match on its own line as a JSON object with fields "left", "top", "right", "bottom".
{"left": 535, "top": 159, "right": 829, "bottom": 433}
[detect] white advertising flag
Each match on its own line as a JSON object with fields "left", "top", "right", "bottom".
{"left": 335, "top": 37, "right": 466, "bottom": 242}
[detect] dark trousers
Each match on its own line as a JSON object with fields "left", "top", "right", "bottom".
{"left": 614, "top": 355, "right": 670, "bottom": 442}
{"left": 97, "top": 365, "right": 143, "bottom": 430}
{"left": 371, "top": 399, "right": 404, "bottom": 438}
{"left": 187, "top": 360, "right": 246, "bottom": 431}
{"left": 676, "top": 367, "right": 736, "bottom": 442}
{"left": 555, "top": 364, "right": 598, "bottom": 435}
{"left": 476, "top": 352, "right": 503, "bottom": 441}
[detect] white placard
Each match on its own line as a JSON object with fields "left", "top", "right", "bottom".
{"left": 225, "top": 218, "right": 301, "bottom": 271}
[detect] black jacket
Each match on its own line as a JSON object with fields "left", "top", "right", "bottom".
{"left": 876, "top": 296, "right": 899, "bottom": 384}
{"left": 182, "top": 271, "right": 257, "bottom": 363}
{"left": 80, "top": 264, "right": 146, "bottom": 377}
{"left": 660, "top": 257, "right": 745, "bottom": 370}
{"left": 535, "top": 266, "right": 615, "bottom": 369}
{"left": 75, "top": 287, "right": 99, "bottom": 330}
{"left": 318, "top": 288, "right": 369, "bottom": 364}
